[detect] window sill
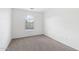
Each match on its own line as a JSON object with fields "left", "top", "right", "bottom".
{"left": 25, "top": 29, "right": 34, "bottom": 31}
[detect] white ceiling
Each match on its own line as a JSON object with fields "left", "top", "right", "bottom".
{"left": 21, "top": 8, "right": 47, "bottom": 12}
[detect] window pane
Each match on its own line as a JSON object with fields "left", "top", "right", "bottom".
{"left": 25, "top": 15, "right": 34, "bottom": 30}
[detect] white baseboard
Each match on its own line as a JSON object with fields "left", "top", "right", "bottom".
{"left": 12, "top": 34, "right": 44, "bottom": 39}
{"left": 4, "top": 38, "right": 12, "bottom": 51}
{"left": 0, "top": 39, "right": 11, "bottom": 51}
{"left": 44, "top": 34, "right": 78, "bottom": 51}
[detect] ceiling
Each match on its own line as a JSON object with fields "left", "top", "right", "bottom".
{"left": 21, "top": 8, "right": 47, "bottom": 12}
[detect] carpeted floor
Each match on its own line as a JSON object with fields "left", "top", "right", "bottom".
{"left": 6, "top": 35, "right": 77, "bottom": 51}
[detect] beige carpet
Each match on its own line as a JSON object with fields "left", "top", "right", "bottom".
{"left": 6, "top": 35, "right": 77, "bottom": 51}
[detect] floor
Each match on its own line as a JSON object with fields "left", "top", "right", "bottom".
{"left": 6, "top": 35, "right": 77, "bottom": 51}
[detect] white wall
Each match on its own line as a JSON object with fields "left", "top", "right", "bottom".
{"left": 44, "top": 8, "right": 79, "bottom": 50}
{"left": 0, "top": 8, "right": 11, "bottom": 50}
{"left": 12, "top": 9, "right": 44, "bottom": 38}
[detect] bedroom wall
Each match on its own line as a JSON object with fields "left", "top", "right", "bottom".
{"left": 0, "top": 8, "right": 11, "bottom": 50}
{"left": 44, "top": 8, "right": 79, "bottom": 50}
{"left": 12, "top": 9, "right": 44, "bottom": 38}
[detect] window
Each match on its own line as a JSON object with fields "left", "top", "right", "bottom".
{"left": 25, "top": 15, "right": 34, "bottom": 30}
